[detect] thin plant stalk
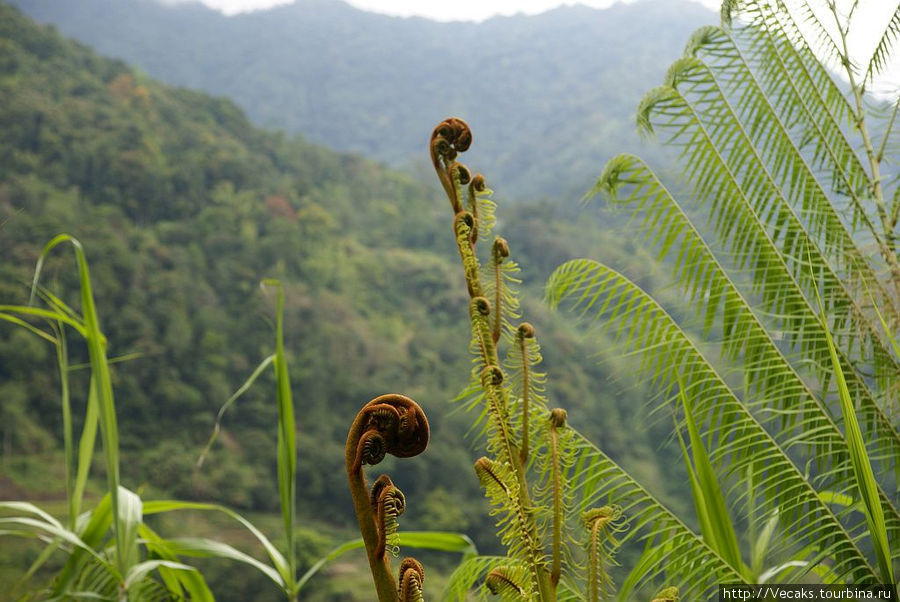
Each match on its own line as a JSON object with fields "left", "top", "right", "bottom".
{"left": 33, "top": 235, "right": 125, "bottom": 575}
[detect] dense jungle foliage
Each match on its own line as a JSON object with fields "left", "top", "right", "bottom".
{"left": 5, "top": 0, "right": 899, "bottom": 599}
{"left": 0, "top": 4, "right": 684, "bottom": 598}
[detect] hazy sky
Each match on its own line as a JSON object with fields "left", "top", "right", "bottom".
{"left": 168, "top": 0, "right": 897, "bottom": 93}
{"left": 187, "top": 0, "right": 719, "bottom": 19}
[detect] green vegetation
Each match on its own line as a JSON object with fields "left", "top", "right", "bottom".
{"left": 11, "top": 0, "right": 715, "bottom": 200}
{"left": 427, "top": 117, "right": 680, "bottom": 601}
{"left": 546, "top": 0, "right": 900, "bottom": 596}
{"left": 5, "top": 0, "right": 898, "bottom": 598}
{"left": 0, "top": 3, "right": 679, "bottom": 599}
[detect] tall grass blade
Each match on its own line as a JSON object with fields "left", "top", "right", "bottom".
{"left": 33, "top": 234, "right": 125, "bottom": 574}
{"left": 262, "top": 278, "right": 297, "bottom": 594}
{"left": 53, "top": 323, "right": 76, "bottom": 530}
{"left": 0, "top": 305, "right": 85, "bottom": 335}
{"left": 52, "top": 494, "right": 113, "bottom": 595}
{"left": 142, "top": 500, "right": 292, "bottom": 586}
{"left": 73, "top": 378, "right": 100, "bottom": 523}
{"left": 160, "top": 537, "right": 285, "bottom": 588}
{"left": 676, "top": 376, "right": 744, "bottom": 577}
{"left": 811, "top": 270, "right": 895, "bottom": 585}
{"left": 0, "top": 504, "right": 111, "bottom": 571}
{"left": 123, "top": 560, "right": 196, "bottom": 589}
{"left": 139, "top": 524, "right": 216, "bottom": 602}
{"left": 118, "top": 487, "right": 142, "bottom": 573}
{"left": 0, "top": 312, "right": 57, "bottom": 342}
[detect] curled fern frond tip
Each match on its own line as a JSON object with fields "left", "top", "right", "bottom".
{"left": 358, "top": 431, "right": 387, "bottom": 466}
{"left": 431, "top": 118, "right": 472, "bottom": 212}
{"left": 482, "top": 365, "right": 504, "bottom": 386}
{"left": 684, "top": 25, "right": 719, "bottom": 58}
{"left": 493, "top": 237, "right": 510, "bottom": 261}
{"left": 371, "top": 475, "right": 406, "bottom": 559}
{"left": 430, "top": 118, "right": 471, "bottom": 163}
{"left": 345, "top": 395, "right": 429, "bottom": 600}
{"left": 664, "top": 56, "right": 701, "bottom": 89}
{"left": 454, "top": 162, "right": 472, "bottom": 186}
{"left": 454, "top": 210, "right": 475, "bottom": 233}
{"left": 472, "top": 296, "right": 492, "bottom": 317}
{"left": 346, "top": 394, "right": 430, "bottom": 472}
{"left": 582, "top": 505, "right": 621, "bottom": 527}
{"left": 398, "top": 557, "right": 425, "bottom": 602}
{"left": 550, "top": 408, "right": 567, "bottom": 428}
{"left": 517, "top": 322, "right": 535, "bottom": 339}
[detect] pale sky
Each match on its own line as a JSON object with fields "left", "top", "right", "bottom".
{"left": 168, "top": 0, "right": 898, "bottom": 94}
{"left": 185, "top": 0, "right": 721, "bottom": 19}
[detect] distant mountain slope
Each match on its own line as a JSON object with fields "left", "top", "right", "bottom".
{"left": 0, "top": 1, "right": 679, "bottom": 581}
{"left": 12, "top": 0, "right": 716, "bottom": 199}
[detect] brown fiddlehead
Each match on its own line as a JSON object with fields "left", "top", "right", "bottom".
{"left": 431, "top": 118, "right": 554, "bottom": 601}
{"left": 398, "top": 557, "right": 425, "bottom": 602}
{"left": 431, "top": 118, "right": 472, "bottom": 214}
{"left": 346, "top": 394, "right": 429, "bottom": 601}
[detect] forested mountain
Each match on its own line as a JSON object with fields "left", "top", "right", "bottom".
{"left": 11, "top": 0, "right": 715, "bottom": 200}
{"left": 0, "top": 4, "right": 684, "bottom": 598}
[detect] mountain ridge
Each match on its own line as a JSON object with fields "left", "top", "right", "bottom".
{"left": 12, "top": 0, "right": 717, "bottom": 200}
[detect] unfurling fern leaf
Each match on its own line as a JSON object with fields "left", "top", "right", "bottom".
{"left": 485, "top": 566, "right": 531, "bottom": 600}
{"left": 583, "top": 506, "right": 624, "bottom": 602}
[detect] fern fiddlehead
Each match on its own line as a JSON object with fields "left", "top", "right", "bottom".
{"left": 398, "top": 557, "right": 425, "bottom": 602}
{"left": 346, "top": 394, "right": 429, "bottom": 601}
{"left": 432, "top": 118, "right": 556, "bottom": 601}
{"left": 433, "top": 118, "right": 678, "bottom": 600}
{"left": 583, "top": 505, "right": 623, "bottom": 602}
{"left": 548, "top": 409, "right": 567, "bottom": 588}
{"left": 371, "top": 474, "right": 406, "bottom": 559}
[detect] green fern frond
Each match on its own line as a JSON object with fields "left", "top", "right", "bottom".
{"left": 582, "top": 505, "right": 624, "bottom": 602}
{"left": 689, "top": 22, "right": 884, "bottom": 266}
{"left": 533, "top": 409, "right": 578, "bottom": 588}
{"left": 564, "top": 425, "right": 743, "bottom": 599}
{"left": 638, "top": 56, "right": 900, "bottom": 418}
{"left": 444, "top": 556, "right": 515, "bottom": 602}
{"left": 481, "top": 242, "right": 522, "bottom": 343}
{"left": 485, "top": 565, "right": 532, "bottom": 600}
{"left": 866, "top": 3, "right": 900, "bottom": 83}
{"left": 547, "top": 259, "right": 881, "bottom": 584}
{"left": 473, "top": 456, "right": 547, "bottom": 592}
{"left": 591, "top": 154, "right": 900, "bottom": 526}
{"left": 788, "top": 0, "right": 844, "bottom": 68}
{"left": 636, "top": 87, "right": 680, "bottom": 138}
{"left": 467, "top": 176, "right": 498, "bottom": 243}
{"left": 502, "top": 322, "right": 547, "bottom": 466}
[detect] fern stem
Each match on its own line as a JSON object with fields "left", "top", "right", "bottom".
{"left": 828, "top": 2, "right": 900, "bottom": 284}
{"left": 432, "top": 118, "right": 554, "bottom": 601}
{"left": 549, "top": 409, "right": 566, "bottom": 589}
{"left": 518, "top": 330, "right": 531, "bottom": 467}
{"left": 345, "top": 395, "right": 430, "bottom": 602}
{"left": 493, "top": 254, "right": 503, "bottom": 344}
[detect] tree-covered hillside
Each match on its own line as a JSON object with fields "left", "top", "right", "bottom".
{"left": 11, "top": 0, "right": 716, "bottom": 201}
{"left": 0, "top": 4, "right": 684, "bottom": 598}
